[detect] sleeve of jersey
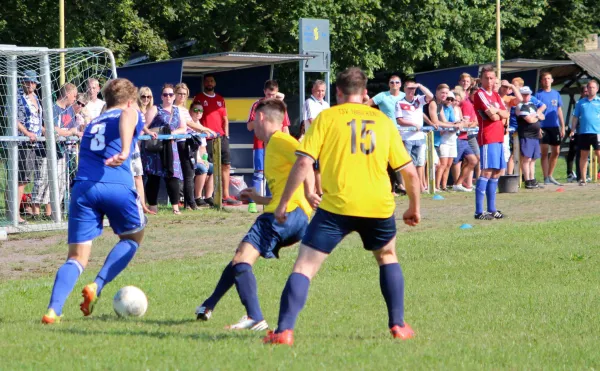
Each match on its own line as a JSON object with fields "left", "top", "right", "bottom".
{"left": 283, "top": 112, "right": 291, "bottom": 127}
{"left": 573, "top": 101, "right": 580, "bottom": 117}
{"left": 372, "top": 92, "right": 383, "bottom": 105}
{"left": 247, "top": 102, "right": 257, "bottom": 123}
{"left": 558, "top": 93, "right": 563, "bottom": 107}
{"left": 296, "top": 113, "right": 324, "bottom": 161}
{"left": 473, "top": 93, "right": 486, "bottom": 112}
{"left": 388, "top": 124, "right": 412, "bottom": 171}
{"left": 394, "top": 101, "right": 403, "bottom": 118}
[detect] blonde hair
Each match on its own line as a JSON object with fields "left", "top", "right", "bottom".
{"left": 511, "top": 77, "right": 525, "bottom": 88}
{"left": 453, "top": 86, "right": 465, "bottom": 100}
{"left": 174, "top": 82, "right": 190, "bottom": 108}
{"left": 436, "top": 83, "right": 450, "bottom": 91}
{"left": 459, "top": 73, "right": 472, "bottom": 82}
{"left": 137, "top": 86, "right": 154, "bottom": 113}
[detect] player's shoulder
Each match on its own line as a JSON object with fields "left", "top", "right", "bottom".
{"left": 268, "top": 131, "right": 299, "bottom": 152}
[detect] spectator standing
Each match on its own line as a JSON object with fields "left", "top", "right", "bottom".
{"left": 566, "top": 85, "right": 588, "bottom": 182}
{"left": 32, "top": 83, "right": 80, "bottom": 220}
{"left": 395, "top": 81, "right": 434, "bottom": 191}
{"left": 459, "top": 74, "right": 481, "bottom": 184}
{"left": 452, "top": 87, "right": 478, "bottom": 192}
{"left": 516, "top": 86, "right": 546, "bottom": 189}
{"left": 498, "top": 80, "right": 523, "bottom": 174}
{"left": 144, "top": 84, "right": 186, "bottom": 214}
{"left": 535, "top": 72, "right": 565, "bottom": 185}
{"left": 247, "top": 80, "right": 291, "bottom": 213}
{"left": 366, "top": 75, "right": 406, "bottom": 194}
{"left": 473, "top": 66, "right": 509, "bottom": 220}
{"left": 73, "top": 93, "right": 91, "bottom": 132}
{"left": 86, "top": 78, "right": 106, "bottom": 120}
{"left": 302, "top": 80, "right": 330, "bottom": 195}
{"left": 133, "top": 87, "right": 154, "bottom": 215}
{"left": 174, "top": 82, "right": 198, "bottom": 210}
{"left": 192, "top": 75, "right": 241, "bottom": 205}
{"left": 186, "top": 102, "right": 215, "bottom": 207}
{"left": 571, "top": 80, "right": 600, "bottom": 186}
{"left": 15, "top": 70, "right": 44, "bottom": 223}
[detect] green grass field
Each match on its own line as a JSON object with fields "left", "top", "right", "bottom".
{"left": 1, "top": 176, "right": 600, "bottom": 369}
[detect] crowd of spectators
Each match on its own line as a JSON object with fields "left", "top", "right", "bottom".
{"left": 11, "top": 67, "right": 599, "bottom": 223}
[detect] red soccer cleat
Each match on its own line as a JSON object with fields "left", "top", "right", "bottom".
{"left": 390, "top": 323, "right": 415, "bottom": 340}
{"left": 262, "top": 329, "right": 294, "bottom": 346}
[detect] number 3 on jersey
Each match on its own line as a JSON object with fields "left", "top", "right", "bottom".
{"left": 347, "top": 119, "right": 376, "bottom": 154}
{"left": 90, "top": 123, "right": 106, "bottom": 151}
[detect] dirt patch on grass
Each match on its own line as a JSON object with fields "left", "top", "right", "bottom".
{"left": 1, "top": 184, "right": 598, "bottom": 281}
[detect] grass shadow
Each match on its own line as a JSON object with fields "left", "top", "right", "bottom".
{"left": 54, "top": 327, "right": 260, "bottom": 342}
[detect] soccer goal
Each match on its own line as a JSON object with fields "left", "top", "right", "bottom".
{"left": 0, "top": 46, "right": 117, "bottom": 235}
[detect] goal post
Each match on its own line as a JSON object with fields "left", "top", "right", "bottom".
{"left": 0, "top": 46, "right": 118, "bottom": 234}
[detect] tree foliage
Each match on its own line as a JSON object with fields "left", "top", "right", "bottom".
{"left": 0, "top": 0, "right": 598, "bottom": 75}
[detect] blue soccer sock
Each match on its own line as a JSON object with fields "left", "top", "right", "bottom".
{"left": 276, "top": 272, "right": 310, "bottom": 333}
{"left": 203, "top": 262, "right": 235, "bottom": 309}
{"left": 48, "top": 259, "right": 84, "bottom": 315}
{"left": 233, "top": 263, "right": 263, "bottom": 322}
{"left": 379, "top": 263, "right": 405, "bottom": 328}
{"left": 94, "top": 239, "right": 138, "bottom": 296}
{"left": 486, "top": 178, "right": 499, "bottom": 213}
{"left": 475, "top": 177, "right": 489, "bottom": 214}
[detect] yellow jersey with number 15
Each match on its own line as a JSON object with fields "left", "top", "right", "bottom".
{"left": 263, "top": 131, "right": 313, "bottom": 217}
{"left": 297, "top": 103, "right": 412, "bottom": 218}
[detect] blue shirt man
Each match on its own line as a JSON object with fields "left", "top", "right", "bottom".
{"left": 573, "top": 95, "right": 600, "bottom": 134}
{"left": 571, "top": 80, "right": 600, "bottom": 186}
{"left": 535, "top": 89, "right": 563, "bottom": 128}
{"left": 366, "top": 75, "right": 406, "bottom": 128}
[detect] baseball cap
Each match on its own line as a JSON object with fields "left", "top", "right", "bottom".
{"left": 447, "top": 91, "right": 456, "bottom": 99}
{"left": 22, "top": 70, "right": 40, "bottom": 84}
{"left": 520, "top": 86, "right": 532, "bottom": 95}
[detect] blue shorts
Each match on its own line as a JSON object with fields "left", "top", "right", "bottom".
{"left": 480, "top": 143, "right": 506, "bottom": 170}
{"left": 454, "top": 139, "right": 475, "bottom": 164}
{"left": 253, "top": 148, "right": 265, "bottom": 172}
{"left": 242, "top": 207, "right": 308, "bottom": 259}
{"left": 520, "top": 137, "right": 541, "bottom": 159}
{"left": 68, "top": 181, "right": 146, "bottom": 244}
{"left": 195, "top": 161, "right": 214, "bottom": 176}
{"left": 301, "top": 208, "right": 397, "bottom": 254}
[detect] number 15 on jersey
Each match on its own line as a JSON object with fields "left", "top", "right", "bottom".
{"left": 347, "top": 119, "right": 376, "bottom": 154}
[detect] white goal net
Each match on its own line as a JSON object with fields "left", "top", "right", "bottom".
{"left": 0, "top": 46, "right": 117, "bottom": 234}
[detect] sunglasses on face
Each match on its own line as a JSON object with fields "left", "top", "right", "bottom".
{"left": 141, "top": 95, "right": 152, "bottom": 99}
{"left": 76, "top": 101, "right": 86, "bottom": 107}
{"left": 162, "top": 93, "right": 174, "bottom": 97}
{"left": 192, "top": 108, "right": 204, "bottom": 113}
{"left": 389, "top": 81, "right": 401, "bottom": 84}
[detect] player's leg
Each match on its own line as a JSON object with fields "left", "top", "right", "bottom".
{"left": 43, "top": 181, "right": 103, "bottom": 323}
{"left": 548, "top": 143, "right": 561, "bottom": 184}
{"left": 265, "top": 209, "right": 346, "bottom": 345}
{"left": 81, "top": 184, "right": 146, "bottom": 316}
{"left": 249, "top": 148, "right": 264, "bottom": 213}
{"left": 580, "top": 146, "right": 590, "bottom": 184}
{"left": 540, "top": 141, "right": 550, "bottom": 181}
{"left": 43, "top": 242, "right": 92, "bottom": 323}
{"left": 475, "top": 145, "right": 492, "bottom": 219}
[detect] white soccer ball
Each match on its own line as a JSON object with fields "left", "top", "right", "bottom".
{"left": 113, "top": 286, "right": 148, "bottom": 317}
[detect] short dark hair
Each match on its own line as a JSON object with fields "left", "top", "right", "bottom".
{"left": 255, "top": 98, "right": 287, "bottom": 125}
{"left": 204, "top": 74, "right": 215, "bottom": 81}
{"left": 480, "top": 65, "right": 496, "bottom": 77}
{"left": 336, "top": 67, "right": 367, "bottom": 96}
{"left": 162, "top": 83, "right": 174, "bottom": 93}
{"left": 264, "top": 79, "right": 279, "bottom": 91}
{"left": 404, "top": 79, "right": 417, "bottom": 85}
{"left": 581, "top": 85, "right": 588, "bottom": 94}
{"left": 389, "top": 75, "right": 401, "bottom": 82}
{"left": 104, "top": 78, "right": 138, "bottom": 108}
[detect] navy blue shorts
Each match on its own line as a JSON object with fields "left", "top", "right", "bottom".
{"left": 454, "top": 139, "right": 475, "bottom": 163}
{"left": 68, "top": 181, "right": 146, "bottom": 244}
{"left": 301, "top": 208, "right": 397, "bottom": 254}
{"left": 519, "top": 137, "right": 541, "bottom": 159}
{"left": 242, "top": 207, "right": 308, "bottom": 259}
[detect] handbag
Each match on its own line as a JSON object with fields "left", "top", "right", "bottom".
{"left": 145, "top": 127, "right": 163, "bottom": 153}
{"left": 145, "top": 107, "right": 174, "bottom": 153}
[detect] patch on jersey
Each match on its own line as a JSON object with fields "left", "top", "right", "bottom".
{"left": 217, "top": 101, "right": 222, "bottom": 107}
{"left": 203, "top": 100, "right": 208, "bottom": 106}
{"left": 551, "top": 99, "right": 558, "bottom": 106}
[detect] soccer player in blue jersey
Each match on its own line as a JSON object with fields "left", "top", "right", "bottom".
{"left": 42, "top": 78, "right": 146, "bottom": 324}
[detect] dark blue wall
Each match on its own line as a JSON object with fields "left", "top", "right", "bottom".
{"left": 415, "top": 65, "right": 480, "bottom": 90}
{"left": 117, "top": 60, "right": 183, "bottom": 100}
{"left": 183, "top": 66, "right": 270, "bottom": 98}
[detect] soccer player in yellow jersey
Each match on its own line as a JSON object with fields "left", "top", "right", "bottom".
{"left": 263, "top": 67, "right": 421, "bottom": 346}
{"left": 195, "top": 99, "right": 319, "bottom": 331}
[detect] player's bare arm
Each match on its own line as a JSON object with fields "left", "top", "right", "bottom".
{"left": 558, "top": 106, "right": 566, "bottom": 137}
{"left": 274, "top": 154, "right": 313, "bottom": 223}
{"left": 239, "top": 188, "right": 271, "bottom": 205}
{"left": 397, "top": 117, "right": 419, "bottom": 128}
{"left": 303, "top": 164, "right": 321, "bottom": 209}
{"left": 427, "top": 101, "right": 440, "bottom": 129}
{"left": 105, "top": 107, "right": 137, "bottom": 167}
{"left": 223, "top": 116, "right": 229, "bottom": 137}
{"left": 399, "top": 163, "right": 421, "bottom": 226}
